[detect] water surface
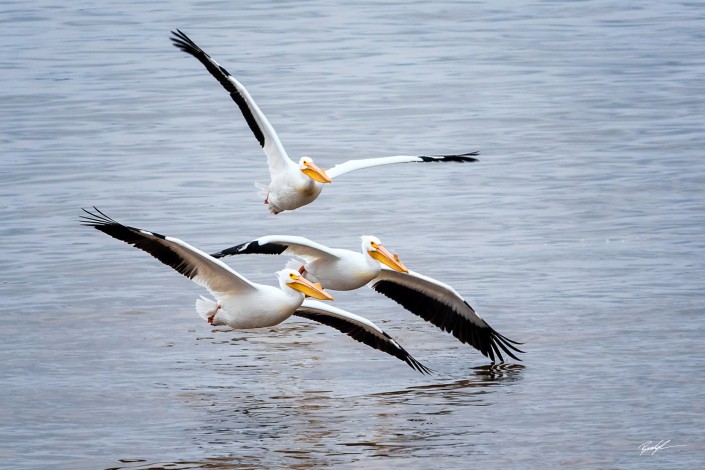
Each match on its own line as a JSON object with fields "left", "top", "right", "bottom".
{"left": 1, "top": 0, "right": 704, "bottom": 468}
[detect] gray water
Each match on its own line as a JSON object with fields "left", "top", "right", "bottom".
{"left": 2, "top": 0, "right": 704, "bottom": 468}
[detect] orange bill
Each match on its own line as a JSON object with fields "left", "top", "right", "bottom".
{"left": 289, "top": 274, "right": 334, "bottom": 300}
{"left": 370, "top": 245, "right": 409, "bottom": 273}
{"left": 302, "top": 161, "right": 332, "bottom": 183}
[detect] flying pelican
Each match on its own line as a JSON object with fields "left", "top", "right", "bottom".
{"left": 80, "top": 208, "right": 430, "bottom": 374}
{"left": 170, "top": 29, "right": 479, "bottom": 214}
{"left": 211, "top": 235, "right": 523, "bottom": 363}
{"left": 213, "top": 235, "right": 408, "bottom": 290}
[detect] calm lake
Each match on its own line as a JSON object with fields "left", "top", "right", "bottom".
{"left": 1, "top": 0, "right": 704, "bottom": 468}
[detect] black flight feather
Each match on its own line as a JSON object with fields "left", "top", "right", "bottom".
{"left": 170, "top": 29, "right": 266, "bottom": 148}
{"left": 371, "top": 279, "right": 523, "bottom": 363}
{"left": 294, "top": 307, "right": 432, "bottom": 375}
{"left": 80, "top": 207, "right": 199, "bottom": 280}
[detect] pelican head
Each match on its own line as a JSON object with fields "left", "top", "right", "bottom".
{"left": 299, "top": 157, "right": 332, "bottom": 184}
{"left": 277, "top": 268, "right": 334, "bottom": 300}
{"left": 361, "top": 236, "right": 409, "bottom": 273}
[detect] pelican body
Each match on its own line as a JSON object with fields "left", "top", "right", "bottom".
{"left": 206, "top": 270, "right": 319, "bottom": 329}
{"left": 261, "top": 156, "right": 326, "bottom": 213}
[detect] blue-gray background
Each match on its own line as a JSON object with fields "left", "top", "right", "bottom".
{"left": 1, "top": 1, "right": 703, "bottom": 468}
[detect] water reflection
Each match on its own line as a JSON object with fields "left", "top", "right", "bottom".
{"left": 107, "top": 459, "right": 258, "bottom": 469}
{"left": 110, "top": 364, "right": 524, "bottom": 469}
{"left": 371, "top": 363, "right": 526, "bottom": 398}
{"left": 6, "top": 0, "right": 703, "bottom": 467}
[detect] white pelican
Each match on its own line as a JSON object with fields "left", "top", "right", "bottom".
{"left": 212, "top": 235, "right": 408, "bottom": 291}
{"left": 170, "top": 29, "right": 479, "bottom": 214}
{"left": 80, "top": 208, "right": 431, "bottom": 374}
{"left": 211, "top": 235, "right": 523, "bottom": 363}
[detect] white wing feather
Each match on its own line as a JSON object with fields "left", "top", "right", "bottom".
{"left": 326, "top": 152, "right": 478, "bottom": 179}
{"left": 326, "top": 155, "right": 433, "bottom": 179}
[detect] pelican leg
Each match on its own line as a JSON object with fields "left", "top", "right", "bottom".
{"left": 207, "top": 304, "right": 222, "bottom": 324}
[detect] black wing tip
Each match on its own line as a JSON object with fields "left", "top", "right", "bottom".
{"left": 419, "top": 151, "right": 479, "bottom": 163}
{"left": 407, "top": 356, "right": 434, "bottom": 375}
{"left": 80, "top": 207, "right": 196, "bottom": 279}
{"left": 212, "top": 240, "right": 287, "bottom": 258}
{"left": 209, "top": 242, "right": 242, "bottom": 259}
{"left": 214, "top": 240, "right": 289, "bottom": 258}
{"left": 494, "top": 329, "right": 525, "bottom": 347}
{"left": 80, "top": 207, "right": 168, "bottom": 240}
{"left": 170, "top": 28, "right": 192, "bottom": 45}
{"left": 170, "top": 29, "right": 204, "bottom": 56}
{"left": 484, "top": 328, "right": 524, "bottom": 364}
{"left": 382, "top": 331, "right": 433, "bottom": 375}
{"left": 79, "top": 206, "right": 117, "bottom": 227}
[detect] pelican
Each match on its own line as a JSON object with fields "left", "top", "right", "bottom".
{"left": 212, "top": 235, "right": 408, "bottom": 290}
{"left": 80, "top": 208, "right": 430, "bottom": 374}
{"left": 170, "top": 29, "right": 479, "bottom": 214}
{"left": 211, "top": 235, "right": 523, "bottom": 363}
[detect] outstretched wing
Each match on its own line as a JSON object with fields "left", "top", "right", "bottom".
{"left": 294, "top": 300, "right": 432, "bottom": 374}
{"left": 170, "top": 29, "right": 292, "bottom": 175}
{"left": 80, "top": 207, "right": 258, "bottom": 296}
{"left": 211, "top": 235, "right": 340, "bottom": 264}
{"left": 326, "top": 151, "right": 479, "bottom": 179}
{"left": 371, "top": 269, "right": 523, "bottom": 363}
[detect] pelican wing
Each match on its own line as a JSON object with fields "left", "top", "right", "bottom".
{"left": 294, "top": 300, "right": 431, "bottom": 374}
{"left": 371, "top": 269, "right": 523, "bottom": 363}
{"left": 326, "top": 151, "right": 479, "bottom": 179}
{"left": 80, "top": 208, "right": 258, "bottom": 296}
{"left": 211, "top": 235, "right": 340, "bottom": 264}
{"left": 170, "top": 30, "right": 291, "bottom": 175}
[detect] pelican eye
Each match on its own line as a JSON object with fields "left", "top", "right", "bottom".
{"left": 289, "top": 273, "right": 298, "bottom": 280}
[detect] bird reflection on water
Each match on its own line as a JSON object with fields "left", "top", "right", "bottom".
{"left": 109, "top": 364, "right": 524, "bottom": 469}
{"left": 370, "top": 363, "right": 525, "bottom": 398}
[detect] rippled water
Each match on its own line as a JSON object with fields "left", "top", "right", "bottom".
{"left": 2, "top": 0, "right": 704, "bottom": 468}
